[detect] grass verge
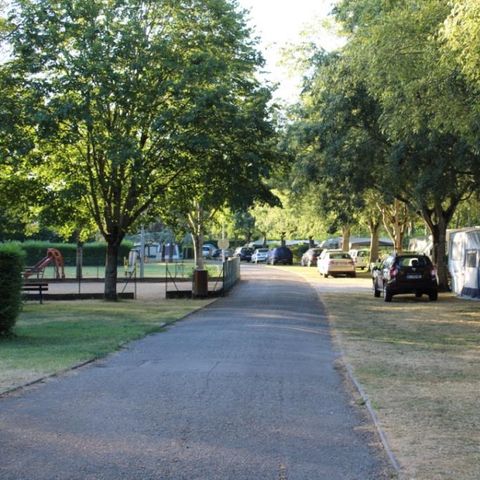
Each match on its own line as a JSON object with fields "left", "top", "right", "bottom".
{"left": 0, "top": 298, "right": 211, "bottom": 395}
{"left": 282, "top": 265, "right": 480, "bottom": 480}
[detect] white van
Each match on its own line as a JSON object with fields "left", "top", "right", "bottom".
{"left": 349, "top": 249, "right": 370, "bottom": 270}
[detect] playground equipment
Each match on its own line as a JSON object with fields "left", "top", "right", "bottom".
{"left": 24, "top": 248, "right": 65, "bottom": 279}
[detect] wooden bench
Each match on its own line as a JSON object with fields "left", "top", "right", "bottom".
{"left": 22, "top": 282, "right": 49, "bottom": 304}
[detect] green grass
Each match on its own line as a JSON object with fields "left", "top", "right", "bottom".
{"left": 0, "top": 298, "right": 211, "bottom": 394}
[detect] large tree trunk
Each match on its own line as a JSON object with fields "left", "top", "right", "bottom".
{"left": 420, "top": 199, "right": 457, "bottom": 292}
{"left": 105, "top": 241, "right": 121, "bottom": 301}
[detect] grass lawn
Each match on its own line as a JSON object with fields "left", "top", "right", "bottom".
{"left": 0, "top": 298, "right": 212, "bottom": 395}
{"left": 282, "top": 265, "right": 480, "bottom": 480}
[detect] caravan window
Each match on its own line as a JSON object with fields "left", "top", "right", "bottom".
{"left": 466, "top": 250, "right": 478, "bottom": 268}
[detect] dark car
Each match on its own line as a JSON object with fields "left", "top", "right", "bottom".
{"left": 268, "top": 246, "right": 293, "bottom": 265}
{"left": 300, "top": 247, "right": 323, "bottom": 267}
{"left": 234, "top": 247, "right": 253, "bottom": 262}
{"left": 372, "top": 253, "right": 438, "bottom": 302}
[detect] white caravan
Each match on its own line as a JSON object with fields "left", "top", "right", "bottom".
{"left": 448, "top": 228, "right": 480, "bottom": 298}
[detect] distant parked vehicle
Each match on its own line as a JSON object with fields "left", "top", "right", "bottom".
{"left": 301, "top": 247, "right": 323, "bottom": 267}
{"left": 234, "top": 247, "right": 253, "bottom": 262}
{"left": 349, "top": 249, "right": 370, "bottom": 270}
{"left": 268, "top": 246, "right": 293, "bottom": 265}
{"left": 252, "top": 248, "right": 270, "bottom": 263}
{"left": 317, "top": 250, "right": 356, "bottom": 278}
{"left": 372, "top": 252, "right": 438, "bottom": 302}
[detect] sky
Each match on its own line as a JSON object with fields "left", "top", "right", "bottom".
{"left": 237, "top": 0, "right": 343, "bottom": 103}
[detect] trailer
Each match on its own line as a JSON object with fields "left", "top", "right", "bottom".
{"left": 448, "top": 228, "right": 480, "bottom": 298}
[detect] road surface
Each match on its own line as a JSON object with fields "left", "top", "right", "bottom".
{"left": 0, "top": 264, "right": 393, "bottom": 479}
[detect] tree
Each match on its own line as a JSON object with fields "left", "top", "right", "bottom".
{"left": 7, "top": 0, "right": 273, "bottom": 299}
{"left": 332, "top": 0, "right": 480, "bottom": 289}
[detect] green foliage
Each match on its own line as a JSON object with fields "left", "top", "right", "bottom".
{"left": 289, "top": 243, "right": 309, "bottom": 262}
{"left": 0, "top": 243, "right": 25, "bottom": 335}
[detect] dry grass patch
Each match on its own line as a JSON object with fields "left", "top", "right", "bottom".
{"left": 322, "top": 291, "right": 480, "bottom": 480}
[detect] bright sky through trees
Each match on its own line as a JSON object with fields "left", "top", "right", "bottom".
{"left": 238, "top": 0, "right": 342, "bottom": 103}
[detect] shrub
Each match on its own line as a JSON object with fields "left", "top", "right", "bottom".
{"left": 11, "top": 240, "right": 133, "bottom": 267}
{"left": 0, "top": 244, "right": 25, "bottom": 335}
{"left": 290, "top": 243, "right": 310, "bottom": 262}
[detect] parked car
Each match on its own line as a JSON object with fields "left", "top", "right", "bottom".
{"left": 372, "top": 252, "right": 438, "bottom": 302}
{"left": 234, "top": 247, "right": 253, "bottom": 262}
{"left": 317, "top": 250, "right": 356, "bottom": 278}
{"left": 349, "top": 249, "right": 370, "bottom": 270}
{"left": 268, "top": 246, "right": 293, "bottom": 265}
{"left": 301, "top": 247, "right": 323, "bottom": 267}
{"left": 202, "top": 244, "right": 217, "bottom": 258}
{"left": 252, "top": 248, "right": 270, "bottom": 263}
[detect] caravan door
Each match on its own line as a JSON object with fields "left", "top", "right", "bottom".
{"left": 463, "top": 249, "right": 480, "bottom": 298}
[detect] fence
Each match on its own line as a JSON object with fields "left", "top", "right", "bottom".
{"left": 165, "top": 257, "right": 240, "bottom": 298}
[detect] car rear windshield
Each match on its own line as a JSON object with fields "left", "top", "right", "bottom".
{"left": 397, "top": 256, "right": 431, "bottom": 267}
{"left": 330, "top": 253, "right": 351, "bottom": 259}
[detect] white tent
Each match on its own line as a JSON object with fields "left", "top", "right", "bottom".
{"left": 448, "top": 228, "right": 480, "bottom": 298}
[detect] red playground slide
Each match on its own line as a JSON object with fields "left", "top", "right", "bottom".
{"left": 24, "top": 248, "right": 66, "bottom": 279}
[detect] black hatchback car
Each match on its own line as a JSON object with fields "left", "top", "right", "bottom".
{"left": 372, "top": 253, "right": 438, "bottom": 302}
{"left": 268, "top": 246, "right": 293, "bottom": 265}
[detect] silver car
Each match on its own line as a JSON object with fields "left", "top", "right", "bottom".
{"left": 252, "top": 248, "right": 270, "bottom": 263}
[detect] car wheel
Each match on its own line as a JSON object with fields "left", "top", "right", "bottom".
{"left": 383, "top": 286, "right": 392, "bottom": 302}
{"left": 429, "top": 291, "right": 438, "bottom": 301}
{"left": 373, "top": 282, "right": 380, "bottom": 297}
{"left": 349, "top": 272, "right": 356, "bottom": 278}
{"left": 324, "top": 273, "right": 329, "bottom": 278}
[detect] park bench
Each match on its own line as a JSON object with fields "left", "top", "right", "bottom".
{"left": 22, "top": 282, "right": 49, "bottom": 304}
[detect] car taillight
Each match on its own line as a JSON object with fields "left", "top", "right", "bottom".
{"left": 389, "top": 266, "right": 398, "bottom": 277}
{"left": 430, "top": 267, "right": 437, "bottom": 279}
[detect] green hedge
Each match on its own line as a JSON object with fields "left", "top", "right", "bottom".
{"left": 290, "top": 243, "right": 310, "bottom": 262}
{"left": 0, "top": 244, "right": 25, "bottom": 335}
{"left": 10, "top": 241, "right": 134, "bottom": 267}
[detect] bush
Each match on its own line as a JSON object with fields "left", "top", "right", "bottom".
{"left": 290, "top": 243, "right": 310, "bottom": 262}
{"left": 0, "top": 244, "right": 25, "bottom": 335}
{"left": 11, "top": 241, "right": 133, "bottom": 267}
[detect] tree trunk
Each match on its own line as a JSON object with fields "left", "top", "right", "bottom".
{"left": 368, "top": 220, "right": 380, "bottom": 265}
{"left": 280, "top": 232, "right": 286, "bottom": 247}
{"left": 192, "top": 231, "right": 205, "bottom": 271}
{"left": 104, "top": 241, "right": 120, "bottom": 301}
{"left": 308, "top": 236, "right": 315, "bottom": 248}
{"left": 76, "top": 240, "right": 83, "bottom": 280}
{"left": 380, "top": 199, "right": 410, "bottom": 253}
{"left": 420, "top": 200, "right": 456, "bottom": 292}
{"left": 342, "top": 225, "right": 351, "bottom": 251}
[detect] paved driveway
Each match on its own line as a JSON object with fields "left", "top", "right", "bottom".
{"left": 0, "top": 265, "right": 393, "bottom": 479}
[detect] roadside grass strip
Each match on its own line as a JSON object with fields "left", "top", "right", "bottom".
{"left": 0, "top": 298, "right": 211, "bottom": 395}
{"left": 322, "top": 291, "right": 480, "bottom": 480}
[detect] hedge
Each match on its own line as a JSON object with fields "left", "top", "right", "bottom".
{"left": 9, "top": 241, "right": 134, "bottom": 267}
{"left": 0, "top": 244, "right": 25, "bottom": 335}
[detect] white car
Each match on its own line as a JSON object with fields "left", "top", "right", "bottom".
{"left": 317, "top": 250, "right": 356, "bottom": 278}
{"left": 251, "top": 248, "right": 270, "bottom": 263}
{"left": 349, "top": 249, "right": 370, "bottom": 270}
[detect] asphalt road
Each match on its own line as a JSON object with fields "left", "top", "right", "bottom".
{"left": 0, "top": 265, "right": 393, "bottom": 480}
